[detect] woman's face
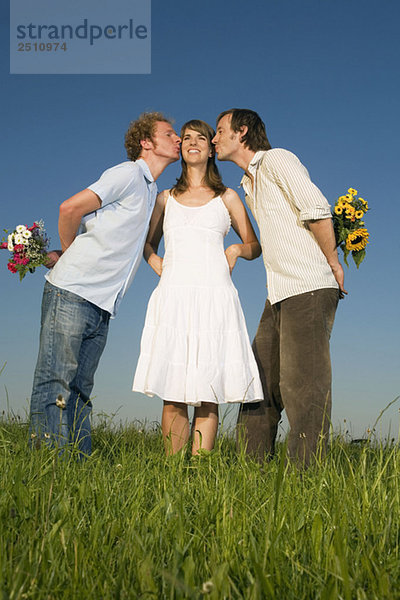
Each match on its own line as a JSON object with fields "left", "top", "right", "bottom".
{"left": 181, "top": 128, "right": 212, "bottom": 165}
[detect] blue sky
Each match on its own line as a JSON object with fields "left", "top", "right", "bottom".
{"left": 1, "top": 0, "right": 399, "bottom": 439}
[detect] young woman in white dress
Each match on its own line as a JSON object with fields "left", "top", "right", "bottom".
{"left": 133, "top": 120, "right": 263, "bottom": 455}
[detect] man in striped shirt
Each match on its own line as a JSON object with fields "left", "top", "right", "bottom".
{"left": 213, "top": 108, "right": 346, "bottom": 467}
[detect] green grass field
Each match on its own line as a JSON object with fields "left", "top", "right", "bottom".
{"left": 1, "top": 417, "right": 399, "bottom": 599}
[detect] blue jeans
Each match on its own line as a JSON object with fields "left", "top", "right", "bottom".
{"left": 29, "top": 282, "right": 110, "bottom": 455}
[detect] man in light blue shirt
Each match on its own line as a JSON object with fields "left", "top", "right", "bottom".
{"left": 30, "top": 112, "right": 181, "bottom": 455}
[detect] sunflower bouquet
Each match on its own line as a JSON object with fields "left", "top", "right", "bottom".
{"left": 332, "top": 188, "right": 369, "bottom": 268}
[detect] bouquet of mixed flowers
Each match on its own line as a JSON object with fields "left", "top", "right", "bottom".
{"left": 332, "top": 188, "right": 369, "bottom": 268}
{"left": 1, "top": 220, "right": 50, "bottom": 281}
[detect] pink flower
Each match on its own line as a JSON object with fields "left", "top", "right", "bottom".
{"left": 14, "top": 244, "right": 25, "bottom": 252}
{"left": 0, "top": 242, "right": 7, "bottom": 249}
{"left": 14, "top": 254, "right": 22, "bottom": 264}
{"left": 29, "top": 224, "right": 37, "bottom": 231}
{"left": 21, "top": 257, "right": 29, "bottom": 265}
{"left": 7, "top": 262, "right": 17, "bottom": 273}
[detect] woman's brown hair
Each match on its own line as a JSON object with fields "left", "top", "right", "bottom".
{"left": 172, "top": 120, "right": 226, "bottom": 198}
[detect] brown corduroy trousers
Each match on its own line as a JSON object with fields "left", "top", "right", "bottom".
{"left": 237, "top": 288, "right": 339, "bottom": 467}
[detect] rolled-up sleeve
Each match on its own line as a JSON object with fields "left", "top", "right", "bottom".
{"left": 267, "top": 149, "right": 332, "bottom": 222}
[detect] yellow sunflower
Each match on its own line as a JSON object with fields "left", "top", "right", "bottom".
{"left": 348, "top": 188, "right": 358, "bottom": 196}
{"left": 345, "top": 205, "right": 355, "bottom": 219}
{"left": 345, "top": 228, "right": 369, "bottom": 252}
{"left": 334, "top": 206, "right": 343, "bottom": 215}
{"left": 355, "top": 210, "right": 364, "bottom": 219}
{"left": 359, "top": 198, "right": 369, "bottom": 209}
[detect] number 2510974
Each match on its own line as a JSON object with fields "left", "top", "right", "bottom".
{"left": 18, "top": 42, "right": 67, "bottom": 51}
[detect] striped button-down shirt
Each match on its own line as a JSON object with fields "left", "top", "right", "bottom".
{"left": 241, "top": 149, "right": 338, "bottom": 304}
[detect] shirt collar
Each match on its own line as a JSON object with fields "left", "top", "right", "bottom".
{"left": 136, "top": 158, "right": 155, "bottom": 183}
{"left": 248, "top": 151, "right": 265, "bottom": 173}
{"left": 240, "top": 151, "right": 266, "bottom": 189}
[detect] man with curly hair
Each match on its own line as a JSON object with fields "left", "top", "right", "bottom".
{"left": 29, "top": 112, "right": 181, "bottom": 455}
{"left": 213, "top": 108, "right": 347, "bottom": 467}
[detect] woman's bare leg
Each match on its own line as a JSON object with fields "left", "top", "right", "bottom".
{"left": 192, "top": 402, "right": 219, "bottom": 455}
{"left": 161, "top": 401, "right": 190, "bottom": 455}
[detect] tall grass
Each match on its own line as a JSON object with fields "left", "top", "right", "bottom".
{"left": 1, "top": 417, "right": 399, "bottom": 599}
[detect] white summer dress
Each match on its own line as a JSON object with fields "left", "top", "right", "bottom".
{"left": 132, "top": 194, "right": 263, "bottom": 406}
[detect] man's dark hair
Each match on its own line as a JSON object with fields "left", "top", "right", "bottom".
{"left": 217, "top": 108, "right": 271, "bottom": 152}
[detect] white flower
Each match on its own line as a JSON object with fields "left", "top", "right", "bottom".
{"left": 201, "top": 581, "right": 214, "bottom": 594}
{"left": 16, "top": 225, "right": 27, "bottom": 233}
{"left": 7, "top": 234, "right": 14, "bottom": 252}
{"left": 14, "top": 234, "right": 24, "bottom": 245}
{"left": 22, "top": 230, "right": 32, "bottom": 239}
{"left": 56, "top": 395, "right": 66, "bottom": 409}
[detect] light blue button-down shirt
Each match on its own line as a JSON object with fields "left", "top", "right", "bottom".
{"left": 46, "top": 159, "right": 157, "bottom": 317}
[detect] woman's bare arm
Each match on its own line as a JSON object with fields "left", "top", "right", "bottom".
{"left": 221, "top": 188, "right": 261, "bottom": 272}
{"left": 144, "top": 190, "right": 168, "bottom": 276}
